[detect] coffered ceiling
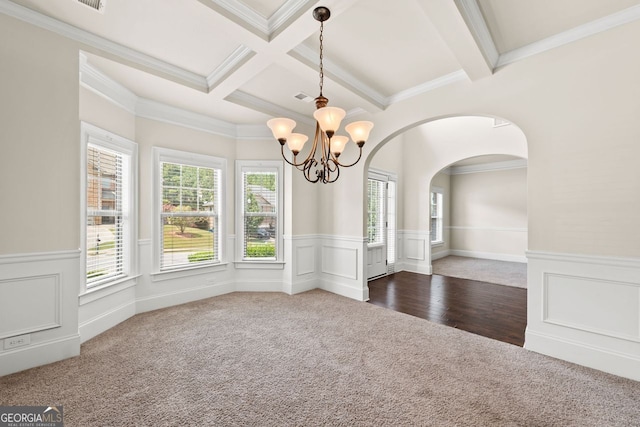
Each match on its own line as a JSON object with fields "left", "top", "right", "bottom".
{"left": 2, "top": 0, "right": 640, "bottom": 130}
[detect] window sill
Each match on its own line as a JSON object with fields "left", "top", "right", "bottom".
{"left": 234, "top": 261, "right": 285, "bottom": 270}
{"left": 151, "top": 262, "right": 228, "bottom": 282}
{"left": 79, "top": 275, "right": 139, "bottom": 305}
{"left": 431, "top": 241, "right": 444, "bottom": 248}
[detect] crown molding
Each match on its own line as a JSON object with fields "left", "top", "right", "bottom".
{"left": 0, "top": 0, "right": 208, "bottom": 92}
{"left": 202, "top": 0, "right": 269, "bottom": 39}
{"left": 267, "top": 0, "right": 315, "bottom": 36}
{"left": 289, "top": 44, "right": 387, "bottom": 110}
{"left": 136, "top": 98, "right": 237, "bottom": 138}
{"left": 449, "top": 158, "right": 527, "bottom": 175}
{"left": 387, "top": 70, "right": 469, "bottom": 105}
{"left": 455, "top": 0, "right": 499, "bottom": 69}
{"left": 497, "top": 4, "right": 640, "bottom": 68}
{"left": 79, "top": 53, "right": 138, "bottom": 114}
{"left": 225, "top": 90, "right": 314, "bottom": 126}
{"left": 206, "top": 45, "right": 255, "bottom": 90}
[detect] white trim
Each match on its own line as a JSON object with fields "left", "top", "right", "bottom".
{"left": 497, "top": 4, "right": 640, "bottom": 68}
{"left": 137, "top": 98, "right": 237, "bottom": 138}
{"left": 267, "top": 0, "right": 314, "bottom": 36}
{"left": 235, "top": 160, "right": 285, "bottom": 263}
{"left": 456, "top": 0, "right": 499, "bottom": 69}
{"left": 79, "top": 52, "right": 137, "bottom": 114}
{"left": 135, "top": 280, "right": 235, "bottom": 313}
{"left": 79, "top": 300, "right": 136, "bottom": 343}
{"left": 449, "top": 158, "right": 527, "bottom": 175}
{"left": 525, "top": 329, "right": 640, "bottom": 382}
{"left": 225, "top": 90, "right": 313, "bottom": 126}
{"left": 526, "top": 250, "right": 640, "bottom": 269}
{"left": 0, "top": 0, "right": 207, "bottom": 91}
{"left": 450, "top": 249, "right": 527, "bottom": 263}
{"left": 0, "top": 334, "right": 81, "bottom": 377}
{"left": 289, "top": 44, "right": 386, "bottom": 110}
{"left": 206, "top": 45, "right": 255, "bottom": 89}
{"left": 387, "top": 70, "right": 469, "bottom": 105}
{"left": 79, "top": 276, "right": 137, "bottom": 305}
{"left": 80, "top": 122, "right": 138, "bottom": 295}
{"left": 152, "top": 147, "right": 227, "bottom": 274}
{"left": 447, "top": 225, "right": 527, "bottom": 233}
{"left": 204, "top": 0, "right": 269, "bottom": 37}
{"left": 0, "top": 249, "right": 80, "bottom": 264}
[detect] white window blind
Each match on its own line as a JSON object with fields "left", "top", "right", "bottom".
{"left": 242, "top": 171, "right": 278, "bottom": 259}
{"left": 160, "top": 162, "right": 220, "bottom": 270}
{"left": 387, "top": 180, "right": 397, "bottom": 273}
{"left": 431, "top": 191, "right": 443, "bottom": 243}
{"left": 86, "top": 145, "right": 124, "bottom": 286}
{"left": 367, "top": 179, "right": 385, "bottom": 245}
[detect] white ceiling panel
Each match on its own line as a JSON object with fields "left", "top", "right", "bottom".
{"left": 299, "top": 0, "right": 460, "bottom": 97}
{"left": 478, "top": 0, "right": 640, "bottom": 53}
{"left": 86, "top": 53, "right": 270, "bottom": 124}
{"left": 240, "top": 0, "right": 287, "bottom": 19}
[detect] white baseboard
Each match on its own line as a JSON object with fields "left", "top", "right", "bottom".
{"left": 431, "top": 250, "right": 450, "bottom": 261}
{"left": 450, "top": 249, "right": 527, "bottom": 263}
{"left": 79, "top": 301, "right": 136, "bottom": 343}
{"left": 525, "top": 329, "right": 640, "bottom": 381}
{"left": 400, "top": 261, "right": 432, "bottom": 275}
{"left": 235, "top": 280, "right": 286, "bottom": 292}
{"left": 319, "top": 279, "right": 368, "bottom": 302}
{"left": 136, "top": 281, "right": 234, "bottom": 314}
{"left": 0, "top": 334, "right": 80, "bottom": 377}
{"left": 285, "top": 278, "right": 319, "bottom": 295}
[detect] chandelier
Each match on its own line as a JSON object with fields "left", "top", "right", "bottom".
{"left": 267, "top": 6, "right": 374, "bottom": 184}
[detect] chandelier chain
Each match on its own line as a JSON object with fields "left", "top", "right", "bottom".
{"left": 319, "top": 20, "right": 324, "bottom": 97}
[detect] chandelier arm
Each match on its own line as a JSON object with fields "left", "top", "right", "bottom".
{"left": 280, "top": 144, "right": 310, "bottom": 168}
{"left": 331, "top": 146, "right": 363, "bottom": 168}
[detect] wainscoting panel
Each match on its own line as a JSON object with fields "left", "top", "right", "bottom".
{"left": 322, "top": 246, "right": 358, "bottom": 280}
{"left": 544, "top": 273, "right": 639, "bottom": 341}
{"left": 0, "top": 274, "right": 61, "bottom": 339}
{"left": 296, "top": 244, "right": 315, "bottom": 276}
{"left": 318, "top": 236, "right": 367, "bottom": 301}
{"left": 526, "top": 251, "right": 640, "bottom": 381}
{"left": 0, "top": 250, "right": 81, "bottom": 376}
{"left": 397, "top": 231, "right": 432, "bottom": 275}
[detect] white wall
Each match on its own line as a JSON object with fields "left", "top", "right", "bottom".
{"left": 449, "top": 166, "right": 527, "bottom": 262}
{"left": 1, "top": 10, "right": 640, "bottom": 381}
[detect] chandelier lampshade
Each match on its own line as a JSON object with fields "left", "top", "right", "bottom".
{"left": 266, "top": 6, "right": 373, "bottom": 184}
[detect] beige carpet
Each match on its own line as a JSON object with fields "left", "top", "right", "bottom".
{"left": 432, "top": 255, "right": 527, "bottom": 288}
{"left": 1, "top": 290, "right": 638, "bottom": 426}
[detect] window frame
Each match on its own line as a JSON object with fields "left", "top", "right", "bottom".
{"left": 235, "top": 160, "right": 284, "bottom": 266}
{"left": 153, "top": 147, "right": 227, "bottom": 274}
{"left": 430, "top": 187, "right": 444, "bottom": 246}
{"left": 80, "top": 122, "right": 138, "bottom": 294}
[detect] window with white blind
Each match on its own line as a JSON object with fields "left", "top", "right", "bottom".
{"left": 367, "top": 178, "right": 385, "bottom": 245}
{"left": 236, "top": 161, "right": 283, "bottom": 263}
{"left": 431, "top": 189, "right": 444, "bottom": 244}
{"left": 386, "top": 180, "right": 397, "bottom": 273}
{"left": 154, "top": 148, "right": 225, "bottom": 271}
{"left": 81, "top": 122, "right": 137, "bottom": 290}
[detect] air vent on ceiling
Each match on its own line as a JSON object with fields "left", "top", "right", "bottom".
{"left": 77, "top": 0, "right": 105, "bottom": 13}
{"left": 493, "top": 118, "right": 511, "bottom": 128}
{"left": 294, "top": 92, "right": 313, "bottom": 103}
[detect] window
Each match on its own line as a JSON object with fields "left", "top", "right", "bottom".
{"left": 367, "top": 178, "right": 386, "bottom": 245}
{"left": 430, "top": 189, "right": 443, "bottom": 244}
{"left": 81, "top": 122, "right": 137, "bottom": 290}
{"left": 236, "top": 161, "right": 283, "bottom": 262}
{"left": 386, "top": 180, "right": 397, "bottom": 273}
{"left": 154, "top": 148, "right": 225, "bottom": 271}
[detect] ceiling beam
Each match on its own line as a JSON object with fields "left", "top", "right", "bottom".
{"left": 416, "top": 0, "right": 494, "bottom": 81}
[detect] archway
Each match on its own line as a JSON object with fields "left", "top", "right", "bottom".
{"left": 364, "top": 115, "right": 528, "bottom": 279}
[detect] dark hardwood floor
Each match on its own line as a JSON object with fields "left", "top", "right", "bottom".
{"left": 368, "top": 271, "right": 527, "bottom": 346}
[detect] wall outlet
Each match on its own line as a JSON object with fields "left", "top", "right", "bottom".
{"left": 4, "top": 333, "right": 31, "bottom": 350}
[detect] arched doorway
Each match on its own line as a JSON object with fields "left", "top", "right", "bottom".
{"left": 364, "top": 115, "right": 528, "bottom": 345}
